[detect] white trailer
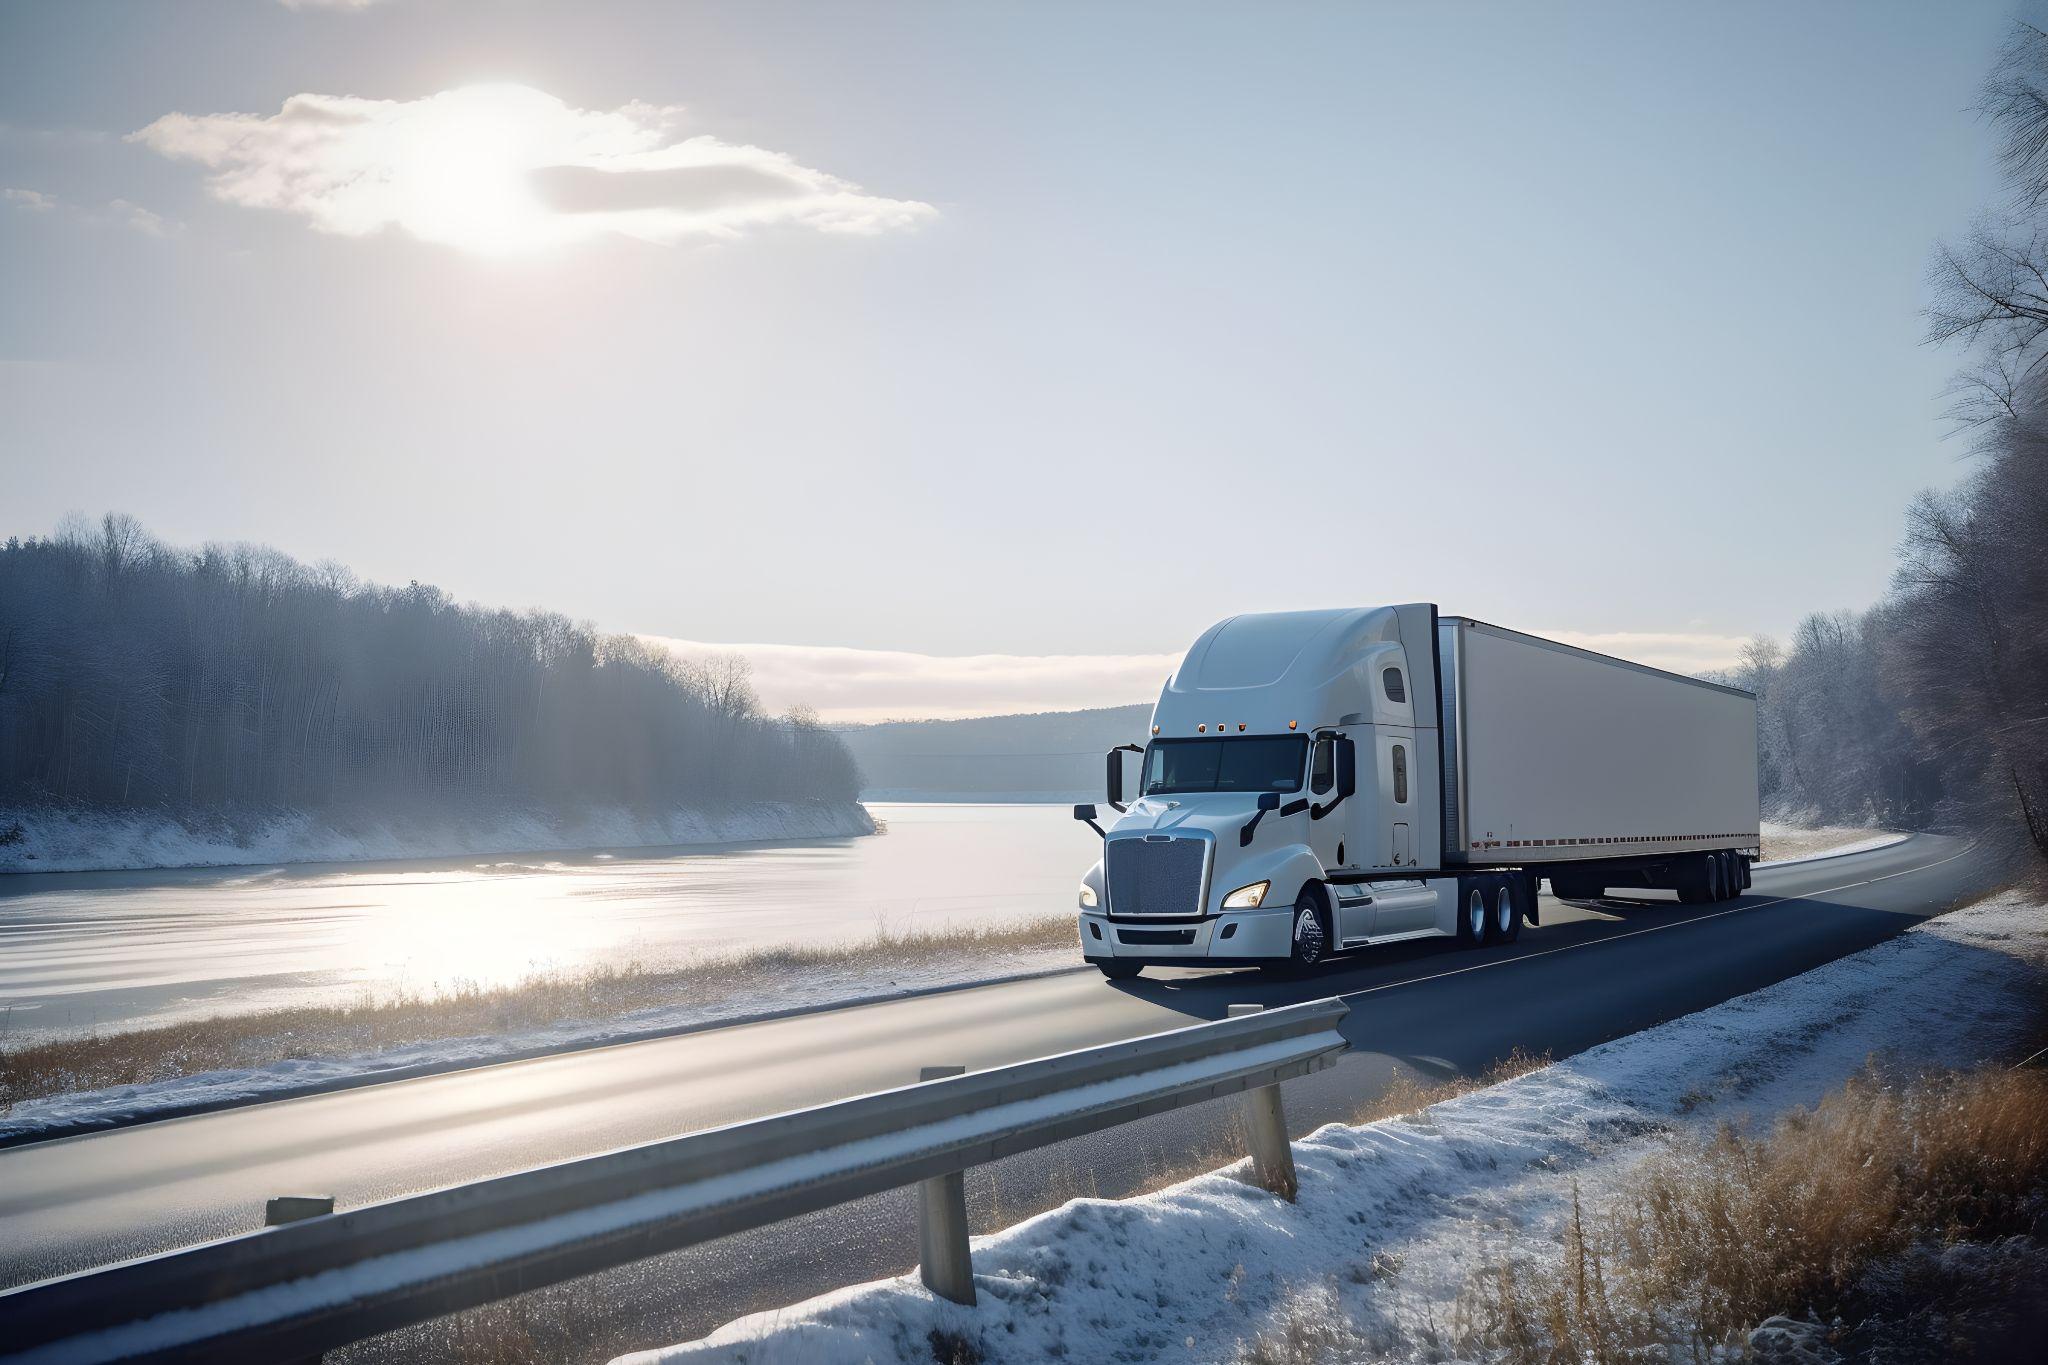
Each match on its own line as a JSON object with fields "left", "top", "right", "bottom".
{"left": 1075, "top": 606, "right": 1759, "bottom": 978}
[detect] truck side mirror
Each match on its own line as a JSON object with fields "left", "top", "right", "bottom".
{"left": 1238, "top": 791, "right": 1282, "bottom": 847}
{"left": 1105, "top": 743, "right": 1144, "bottom": 813}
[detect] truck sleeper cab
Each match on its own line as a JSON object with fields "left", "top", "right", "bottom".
{"left": 1075, "top": 605, "right": 1760, "bottom": 980}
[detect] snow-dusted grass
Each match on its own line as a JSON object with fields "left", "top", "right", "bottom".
{"left": 0, "top": 915, "right": 1077, "bottom": 1142}
{"left": 0, "top": 800, "right": 875, "bottom": 875}
{"left": 1460, "top": 1064, "right": 2048, "bottom": 1360}
{"left": 1757, "top": 819, "right": 1906, "bottom": 865}
{"left": 618, "top": 892, "right": 2047, "bottom": 1365}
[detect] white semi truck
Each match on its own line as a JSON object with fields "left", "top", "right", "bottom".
{"left": 1075, "top": 606, "right": 1759, "bottom": 978}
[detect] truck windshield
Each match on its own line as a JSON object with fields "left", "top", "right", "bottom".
{"left": 1142, "top": 736, "right": 1308, "bottom": 795}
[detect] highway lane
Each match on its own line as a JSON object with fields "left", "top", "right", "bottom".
{"left": 0, "top": 834, "right": 1993, "bottom": 1334}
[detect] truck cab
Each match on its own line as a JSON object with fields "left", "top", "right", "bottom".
{"left": 1076, "top": 605, "right": 1454, "bottom": 978}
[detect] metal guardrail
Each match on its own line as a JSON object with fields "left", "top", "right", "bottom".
{"left": 0, "top": 997, "right": 1350, "bottom": 1365}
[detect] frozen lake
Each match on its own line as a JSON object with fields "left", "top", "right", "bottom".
{"left": 0, "top": 804, "right": 1101, "bottom": 1039}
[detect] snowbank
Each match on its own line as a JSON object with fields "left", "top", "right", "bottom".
{"left": 1753, "top": 822, "right": 1908, "bottom": 863}
{"left": 0, "top": 801, "right": 875, "bottom": 875}
{"left": 1757, "top": 819, "right": 1907, "bottom": 866}
{"left": 620, "top": 892, "right": 2047, "bottom": 1365}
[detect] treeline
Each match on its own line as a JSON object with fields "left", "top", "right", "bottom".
{"left": 1734, "top": 25, "right": 2048, "bottom": 874}
{"left": 0, "top": 516, "right": 862, "bottom": 817}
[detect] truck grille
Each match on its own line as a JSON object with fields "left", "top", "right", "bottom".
{"left": 1105, "top": 835, "right": 1208, "bottom": 918}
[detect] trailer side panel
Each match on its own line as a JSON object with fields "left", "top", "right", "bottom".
{"left": 1444, "top": 618, "right": 1758, "bottom": 866}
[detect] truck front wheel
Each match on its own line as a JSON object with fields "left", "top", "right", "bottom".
{"left": 1098, "top": 960, "right": 1143, "bottom": 981}
{"left": 1262, "top": 887, "right": 1330, "bottom": 976}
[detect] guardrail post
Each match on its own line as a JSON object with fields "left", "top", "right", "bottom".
{"left": 1228, "top": 1006, "right": 1298, "bottom": 1201}
{"left": 916, "top": 1066, "right": 976, "bottom": 1306}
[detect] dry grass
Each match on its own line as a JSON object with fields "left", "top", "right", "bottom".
{"left": 0, "top": 914, "right": 1077, "bottom": 1110}
{"left": 1471, "top": 1064, "right": 2048, "bottom": 1363}
{"left": 1347, "top": 1048, "right": 1550, "bottom": 1127}
{"left": 1756, "top": 823, "right": 1891, "bottom": 864}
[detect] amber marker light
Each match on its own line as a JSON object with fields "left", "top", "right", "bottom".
{"left": 1237, "top": 723, "right": 1246, "bottom": 731}
{"left": 1197, "top": 724, "right": 1206, "bottom": 732}
{"left": 1287, "top": 719, "right": 1298, "bottom": 730}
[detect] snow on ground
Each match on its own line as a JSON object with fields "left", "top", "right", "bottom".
{"left": 1757, "top": 819, "right": 1906, "bottom": 865}
{"left": 620, "top": 892, "right": 2048, "bottom": 1365}
{"left": 0, "top": 801, "right": 875, "bottom": 875}
{"left": 0, "top": 942, "right": 1077, "bottom": 1145}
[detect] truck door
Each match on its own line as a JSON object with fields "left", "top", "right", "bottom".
{"left": 1307, "top": 730, "right": 1347, "bottom": 874}
{"left": 1376, "top": 730, "right": 1417, "bottom": 868}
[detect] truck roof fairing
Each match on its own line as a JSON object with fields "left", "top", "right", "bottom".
{"left": 1150, "top": 606, "right": 1419, "bottom": 736}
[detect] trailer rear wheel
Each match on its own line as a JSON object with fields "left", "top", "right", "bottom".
{"left": 1677, "top": 854, "right": 1713, "bottom": 904}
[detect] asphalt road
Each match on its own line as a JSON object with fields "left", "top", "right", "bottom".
{"left": 0, "top": 834, "right": 1995, "bottom": 1360}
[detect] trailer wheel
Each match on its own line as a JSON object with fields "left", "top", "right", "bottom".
{"left": 1485, "top": 881, "right": 1521, "bottom": 944}
{"left": 1717, "top": 852, "right": 1740, "bottom": 901}
{"left": 1458, "top": 878, "right": 1487, "bottom": 946}
{"left": 1098, "top": 960, "right": 1142, "bottom": 981}
{"left": 1515, "top": 873, "right": 1539, "bottom": 926}
{"left": 1677, "top": 854, "right": 1712, "bottom": 904}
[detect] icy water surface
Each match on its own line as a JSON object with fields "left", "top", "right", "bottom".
{"left": 0, "top": 805, "right": 1098, "bottom": 1038}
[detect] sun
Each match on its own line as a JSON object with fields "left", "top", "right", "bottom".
{"left": 389, "top": 85, "right": 568, "bottom": 255}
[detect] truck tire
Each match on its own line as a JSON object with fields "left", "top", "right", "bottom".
{"left": 1485, "top": 879, "right": 1521, "bottom": 944}
{"left": 1718, "top": 852, "right": 1740, "bottom": 901}
{"left": 1457, "top": 877, "right": 1488, "bottom": 946}
{"left": 1515, "top": 872, "right": 1539, "bottom": 926}
{"left": 1098, "top": 960, "right": 1142, "bottom": 981}
{"left": 1678, "top": 853, "right": 1714, "bottom": 904}
{"left": 1290, "top": 886, "right": 1330, "bottom": 971}
{"left": 1737, "top": 853, "right": 1752, "bottom": 890}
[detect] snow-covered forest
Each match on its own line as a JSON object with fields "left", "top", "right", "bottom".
{"left": 0, "top": 516, "right": 862, "bottom": 821}
{"left": 1731, "top": 27, "right": 2048, "bottom": 878}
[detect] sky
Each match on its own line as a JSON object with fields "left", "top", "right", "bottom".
{"left": 0, "top": 0, "right": 2021, "bottom": 720}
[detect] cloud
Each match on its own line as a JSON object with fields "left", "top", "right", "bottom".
{"left": 129, "top": 83, "right": 936, "bottom": 254}
{"left": 108, "top": 198, "right": 168, "bottom": 236}
{"left": 640, "top": 637, "right": 1179, "bottom": 725}
{"left": 5, "top": 187, "right": 174, "bottom": 235}
{"left": 639, "top": 627, "right": 1754, "bottom": 723}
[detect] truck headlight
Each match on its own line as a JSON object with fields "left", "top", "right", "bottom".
{"left": 1078, "top": 883, "right": 1098, "bottom": 909}
{"left": 1221, "top": 880, "right": 1270, "bottom": 909}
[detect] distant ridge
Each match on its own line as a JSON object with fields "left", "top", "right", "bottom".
{"left": 838, "top": 703, "right": 1152, "bottom": 802}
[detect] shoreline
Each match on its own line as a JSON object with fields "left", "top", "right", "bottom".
{"left": 0, "top": 800, "right": 876, "bottom": 876}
